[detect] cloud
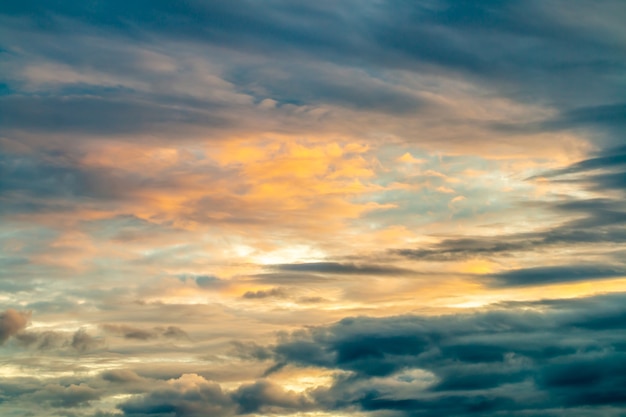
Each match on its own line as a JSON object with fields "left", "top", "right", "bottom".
{"left": 275, "top": 262, "right": 412, "bottom": 275}
{"left": 101, "top": 324, "right": 188, "bottom": 341}
{"left": 101, "top": 324, "right": 159, "bottom": 341}
{"left": 194, "top": 275, "right": 225, "bottom": 288}
{"left": 242, "top": 287, "right": 288, "bottom": 299}
{"left": 537, "top": 145, "right": 626, "bottom": 178}
{"left": 32, "top": 383, "right": 101, "bottom": 408}
{"left": 1, "top": 2, "right": 626, "bottom": 416}
{"left": 101, "top": 369, "right": 145, "bottom": 384}
{"left": 71, "top": 328, "right": 104, "bottom": 352}
{"left": 46, "top": 293, "right": 620, "bottom": 417}
{"left": 489, "top": 265, "right": 626, "bottom": 287}
{"left": 0, "top": 93, "right": 230, "bottom": 136}
{"left": 2, "top": 0, "right": 624, "bottom": 151}
{"left": 161, "top": 326, "right": 189, "bottom": 340}
{"left": 116, "top": 373, "right": 313, "bottom": 417}
{"left": 15, "top": 330, "right": 66, "bottom": 350}
{"left": 118, "top": 374, "right": 235, "bottom": 417}
{"left": 0, "top": 309, "right": 30, "bottom": 344}
{"left": 231, "top": 379, "right": 313, "bottom": 414}
{"left": 531, "top": 145, "right": 626, "bottom": 194}
{"left": 392, "top": 148, "right": 626, "bottom": 277}
{"left": 230, "top": 341, "right": 273, "bottom": 361}
{"left": 262, "top": 292, "right": 626, "bottom": 416}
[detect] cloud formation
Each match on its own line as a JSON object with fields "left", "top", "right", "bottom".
{"left": 0, "top": 309, "right": 30, "bottom": 344}
{"left": 1, "top": 1, "right": 625, "bottom": 416}
{"left": 263, "top": 293, "right": 626, "bottom": 416}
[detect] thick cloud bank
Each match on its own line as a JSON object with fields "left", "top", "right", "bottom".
{"left": 262, "top": 293, "right": 626, "bottom": 416}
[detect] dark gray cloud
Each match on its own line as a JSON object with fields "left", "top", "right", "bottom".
{"left": 489, "top": 264, "right": 626, "bottom": 287}
{"left": 395, "top": 237, "right": 529, "bottom": 261}
{"left": 101, "top": 324, "right": 158, "bottom": 341}
{"left": 532, "top": 146, "right": 626, "bottom": 194}
{"left": 298, "top": 296, "right": 326, "bottom": 304}
{"left": 0, "top": 309, "right": 30, "bottom": 345}
{"left": 32, "top": 383, "right": 101, "bottom": 408}
{"left": 8, "top": 325, "right": 104, "bottom": 353}
{"left": 228, "top": 65, "right": 426, "bottom": 114}
{"left": 101, "top": 324, "right": 188, "bottom": 341}
{"left": 101, "top": 369, "right": 145, "bottom": 384}
{"left": 0, "top": 94, "right": 229, "bottom": 136}
{"left": 117, "top": 376, "right": 312, "bottom": 417}
{"left": 1, "top": 0, "right": 624, "bottom": 144}
{"left": 495, "top": 103, "right": 626, "bottom": 145}
{"left": 547, "top": 103, "right": 626, "bottom": 143}
{"left": 160, "top": 326, "right": 189, "bottom": 340}
{"left": 0, "top": 145, "right": 236, "bottom": 221}
{"left": 242, "top": 287, "right": 288, "bottom": 299}
{"left": 87, "top": 293, "right": 626, "bottom": 416}
{"left": 394, "top": 220, "right": 626, "bottom": 262}
{"left": 118, "top": 376, "right": 235, "bottom": 417}
{"left": 230, "top": 341, "right": 273, "bottom": 361}
{"left": 15, "top": 330, "right": 66, "bottom": 350}
{"left": 193, "top": 275, "right": 225, "bottom": 289}
{"left": 0, "top": 375, "right": 103, "bottom": 410}
{"left": 0, "top": 151, "right": 131, "bottom": 205}
{"left": 547, "top": 143, "right": 626, "bottom": 166}
{"left": 262, "top": 292, "right": 626, "bottom": 416}
{"left": 71, "top": 328, "right": 104, "bottom": 353}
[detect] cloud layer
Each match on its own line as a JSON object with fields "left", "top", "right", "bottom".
{"left": 1, "top": 1, "right": 625, "bottom": 416}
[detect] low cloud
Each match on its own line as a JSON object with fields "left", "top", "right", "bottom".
{"left": 101, "top": 324, "right": 188, "bottom": 341}
{"left": 489, "top": 265, "right": 625, "bottom": 287}
{"left": 0, "top": 309, "right": 30, "bottom": 345}
{"left": 32, "top": 383, "right": 101, "bottom": 408}
{"left": 13, "top": 326, "right": 103, "bottom": 353}
{"left": 117, "top": 374, "right": 313, "bottom": 417}
{"left": 71, "top": 328, "right": 104, "bottom": 352}
{"left": 261, "top": 292, "right": 626, "bottom": 416}
{"left": 242, "top": 288, "right": 288, "bottom": 299}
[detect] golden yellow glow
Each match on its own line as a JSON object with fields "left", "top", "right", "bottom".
{"left": 268, "top": 366, "right": 337, "bottom": 393}
{"left": 458, "top": 259, "right": 498, "bottom": 274}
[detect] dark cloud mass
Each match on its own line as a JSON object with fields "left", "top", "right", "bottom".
{"left": 489, "top": 265, "right": 626, "bottom": 287}
{"left": 15, "top": 330, "right": 66, "bottom": 350}
{"left": 71, "top": 329, "right": 104, "bottom": 352}
{"left": 262, "top": 292, "right": 626, "bottom": 416}
{"left": 50, "top": 293, "right": 626, "bottom": 417}
{"left": 101, "top": 324, "right": 188, "bottom": 341}
{"left": 0, "top": 309, "right": 30, "bottom": 344}
{"left": 242, "top": 287, "right": 288, "bottom": 299}
{"left": 33, "top": 383, "right": 101, "bottom": 408}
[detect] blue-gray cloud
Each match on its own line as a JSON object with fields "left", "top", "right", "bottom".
{"left": 263, "top": 292, "right": 626, "bottom": 416}
{"left": 1, "top": 0, "right": 624, "bottom": 144}
{"left": 489, "top": 265, "right": 625, "bottom": 287}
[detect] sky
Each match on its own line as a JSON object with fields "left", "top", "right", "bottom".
{"left": 1, "top": 1, "right": 626, "bottom": 416}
